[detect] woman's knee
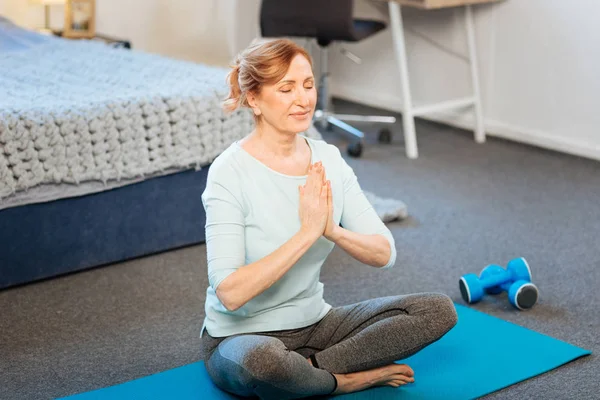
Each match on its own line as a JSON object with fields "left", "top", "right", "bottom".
{"left": 205, "top": 345, "right": 255, "bottom": 396}
{"left": 205, "top": 335, "right": 298, "bottom": 397}
{"left": 424, "top": 293, "right": 458, "bottom": 335}
{"left": 239, "top": 336, "right": 295, "bottom": 384}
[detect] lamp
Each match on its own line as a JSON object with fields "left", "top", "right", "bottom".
{"left": 29, "top": 0, "right": 66, "bottom": 34}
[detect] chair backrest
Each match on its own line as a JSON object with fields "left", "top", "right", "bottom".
{"left": 260, "top": 0, "right": 354, "bottom": 44}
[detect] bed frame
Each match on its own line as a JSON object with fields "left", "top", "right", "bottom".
{"left": 0, "top": 167, "right": 209, "bottom": 290}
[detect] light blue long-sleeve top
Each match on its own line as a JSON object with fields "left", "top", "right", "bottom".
{"left": 200, "top": 135, "right": 397, "bottom": 338}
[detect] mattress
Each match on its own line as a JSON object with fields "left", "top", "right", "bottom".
{"left": 1, "top": 123, "right": 325, "bottom": 210}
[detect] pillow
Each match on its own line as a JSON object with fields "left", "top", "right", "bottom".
{"left": 0, "top": 15, "right": 55, "bottom": 53}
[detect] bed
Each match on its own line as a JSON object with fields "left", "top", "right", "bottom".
{"left": 0, "top": 16, "right": 409, "bottom": 290}
{"left": 0, "top": 17, "right": 328, "bottom": 290}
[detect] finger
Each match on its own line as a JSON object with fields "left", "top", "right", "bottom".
{"left": 318, "top": 161, "right": 325, "bottom": 180}
{"left": 304, "top": 166, "right": 314, "bottom": 195}
{"left": 313, "top": 161, "right": 322, "bottom": 172}
{"left": 311, "top": 163, "right": 322, "bottom": 192}
{"left": 311, "top": 163, "right": 325, "bottom": 194}
{"left": 321, "top": 182, "right": 328, "bottom": 198}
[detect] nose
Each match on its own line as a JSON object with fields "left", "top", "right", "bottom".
{"left": 295, "top": 87, "right": 310, "bottom": 107}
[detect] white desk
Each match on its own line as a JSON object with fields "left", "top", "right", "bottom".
{"left": 376, "top": 0, "right": 503, "bottom": 158}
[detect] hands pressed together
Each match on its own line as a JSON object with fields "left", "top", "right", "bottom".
{"left": 298, "top": 161, "right": 337, "bottom": 241}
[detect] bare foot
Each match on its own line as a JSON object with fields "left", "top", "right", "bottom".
{"left": 332, "top": 363, "right": 415, "bottom": 394}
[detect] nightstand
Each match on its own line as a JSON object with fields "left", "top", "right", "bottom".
{"left": 52, "top": 30, "right": 132, "bottom": 49}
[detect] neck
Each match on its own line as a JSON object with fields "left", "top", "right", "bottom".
{"left": 252, "top": 122, "right": 299, "bottom": 158}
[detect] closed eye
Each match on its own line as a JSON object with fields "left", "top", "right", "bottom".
{"left": 279, "top": 77, "right": 315, "bottom": 92}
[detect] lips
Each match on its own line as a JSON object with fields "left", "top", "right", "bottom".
{"left": 291, "top": 111, "right": 310, "bottom": 116}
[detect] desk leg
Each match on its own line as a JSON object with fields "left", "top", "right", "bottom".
{"left": 389, "top": 2, "right": 418, "bottom": 159}
{"left": 465, "top": 5, "right": 485, "bottom": 143}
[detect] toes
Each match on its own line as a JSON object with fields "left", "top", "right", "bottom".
{"left": 391, "top": 376, "right": 414, "bottom": 387}
{"left": 395, "top": 375, "right": 414, "bottom": 384}
{"left": 396, "top": 364, "right": 414, "bottom": 377}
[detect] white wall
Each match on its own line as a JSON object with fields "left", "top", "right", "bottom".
{"left": 96, "top": 0, "right": 237, "bottom": 65}
{"left": 328, "top": 0, "right": 600, "bottom": 161}
{"left": 1, "top": 0, "right": 237, "bottom": 66}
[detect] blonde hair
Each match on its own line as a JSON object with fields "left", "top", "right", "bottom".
{"left": 223, "top": 38, "right": 313, "bottom": 115}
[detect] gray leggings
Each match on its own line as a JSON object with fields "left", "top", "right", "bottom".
{"left": 201, "top": 293, "right": 458, "bottom": 400}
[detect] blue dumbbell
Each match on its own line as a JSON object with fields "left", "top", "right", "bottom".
{"left": 459, "top": 257, "right": 539, "bottom": 310}
{"left": 479, "top": 265, "right": 539, "bottom": 310}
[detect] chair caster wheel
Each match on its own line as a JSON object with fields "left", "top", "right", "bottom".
{"left": 347, "top": 141, "right": 363, "bottom": 158}
{"left": 378, "top": 128, "right": 393, "bottom": 144}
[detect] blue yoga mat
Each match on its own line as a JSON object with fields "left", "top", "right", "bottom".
{"left": 58, "top": 305, "right": 590, "bottom": 400}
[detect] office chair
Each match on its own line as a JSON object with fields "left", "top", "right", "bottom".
{"left": 260, "top": 0, "right": 396, "bottom": 157}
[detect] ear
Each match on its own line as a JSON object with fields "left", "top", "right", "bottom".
{"left": 246, "top": 91, "right": 261, "bottom": 116}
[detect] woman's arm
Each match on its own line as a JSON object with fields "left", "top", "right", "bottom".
{"left": 217, "top": 228, "right": 319, "bottom": 312}
{"left": 327, "top": 226, "right": 391, "bottom": 268}
{"left": 329, "top": 153, "right": 397, "bottom": 269}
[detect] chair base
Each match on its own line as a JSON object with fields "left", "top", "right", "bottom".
{"left": 313, "top": 43, "right": 397, "bottom": 157}
{"left": 313, "top": 110, "right": 396, "bottom": 157}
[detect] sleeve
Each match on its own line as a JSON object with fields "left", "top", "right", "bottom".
{"left": 201, "top": 166, "right": 246, "bottom": 291}
{"left": 339, "top": 154, "right": 397, "bottom": 270}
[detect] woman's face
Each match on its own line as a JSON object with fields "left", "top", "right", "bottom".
{"left": 250, "top": 54, "right": 317, "bottom": 134}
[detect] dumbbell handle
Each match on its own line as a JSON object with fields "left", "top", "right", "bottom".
{"left": 480, "top": 268, "right": 515, "bottom": 289}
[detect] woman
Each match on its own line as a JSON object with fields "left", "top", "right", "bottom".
{"left": 200, "top": 38, "right": 457, "bottom": 399}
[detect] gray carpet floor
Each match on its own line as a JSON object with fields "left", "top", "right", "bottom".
{"left": 1, "top": 99, "right": 599, "bottom": 399}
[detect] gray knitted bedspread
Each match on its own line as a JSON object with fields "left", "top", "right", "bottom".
{"left": 0, "top": 37, "right": 257, "bottom": 202}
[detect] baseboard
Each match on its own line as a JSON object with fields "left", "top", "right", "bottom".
{"left": 331, "top": 82, "right": 600, "bottom": 162}
{"left": 430, "top": 113, "right": 600, "bottom": 162}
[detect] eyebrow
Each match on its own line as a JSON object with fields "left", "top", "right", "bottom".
{"left": 279, "top": 77, "right": 314, "bottom": 84}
